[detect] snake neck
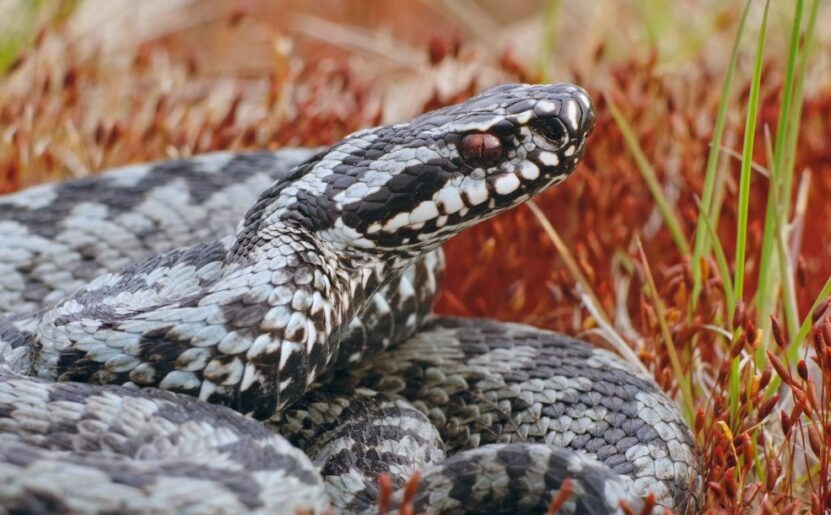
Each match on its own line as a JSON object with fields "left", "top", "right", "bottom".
{"left": 237, "top": 222, "right": 419, "bottom": 370}
{"left": 230, "top": 223, "right": 408, "bottom": 389}
{"left": 24, "top": 224, "right": 415, "bottom": 419}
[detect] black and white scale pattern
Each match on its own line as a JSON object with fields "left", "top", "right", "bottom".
{"left": 0, "top": 149, "right": 317, "bottom": 314}
{"left": 0, "top": 83, "right": 700, "bottom": 514}
{"left": 0, "top": 367, "right": 325, "bottom": 514}
{"left": 278, "top": 318, "right": 701, "bottom": 513}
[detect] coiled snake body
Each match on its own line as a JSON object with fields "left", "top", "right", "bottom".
{"left": 0, "top": 84, "right": 700, "bottom": 514}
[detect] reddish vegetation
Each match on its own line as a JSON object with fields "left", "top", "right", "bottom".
{"left": 2, "top": 3, "right": 831, "bottom": 513}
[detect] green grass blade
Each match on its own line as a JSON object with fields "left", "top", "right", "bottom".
{"left": 695, "top": 198, "right": 734, "bottom": 306}
{"left": 607, "top": 97, "right": 691, "bottom": 256}
{"left": 762, "top": 129, "right": 799, "bottom": 341}
{"left": 754, "top": 0, "right": 804, "bottom": 351}
{"left": 689, "top": 0, "right": 752, "bottom": 314}
{"left": 733, "top": 0, "right": 770, "bottom": 313}
{"left": 781, "top": 0, "right": 820, "bottom": 220}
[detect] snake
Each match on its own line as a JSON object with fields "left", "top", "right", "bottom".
{"left": 0, "top": 83, "right": 701, "bottom": 514}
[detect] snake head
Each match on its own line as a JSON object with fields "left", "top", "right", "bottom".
{"left": 332, "top": 83, "right": 595, "bottom": 255}
{"left": 243, "top": 83, "right": 594, "bottom": 261}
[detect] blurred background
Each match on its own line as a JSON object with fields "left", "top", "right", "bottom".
{"left": 1, "top": 2, "right": 831, "bottom": 510}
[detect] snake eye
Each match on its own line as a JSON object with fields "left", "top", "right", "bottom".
{"left": 459, "top": 133, "right": 503, "bottom": 168}
{"left": 533, "top": 118, "right": 568, "bottom": 145}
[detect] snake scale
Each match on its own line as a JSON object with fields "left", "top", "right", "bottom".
{"left": 0, "top": 83, "right": 700, "bottom": 514}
